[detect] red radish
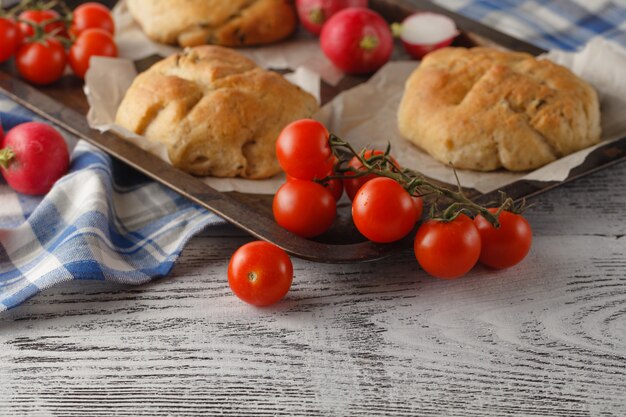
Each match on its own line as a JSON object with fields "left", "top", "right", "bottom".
{"left": 320, "top": 8, "right": 393, "bottom": 74}
{"left": 394, "top": 12, "right": 458, "bottom": 59}
{"left": 296, "top": 0, "right": 368, "bottom": 36}
{"left": 0, "top": 122, "right": 70, "bottom": 195}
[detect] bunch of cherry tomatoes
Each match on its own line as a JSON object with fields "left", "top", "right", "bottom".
{"left": 228, "top": 119, "right": 533, "bottom": 306}
{"left": 0, "top": 1, "right": 117, "bottom": 84}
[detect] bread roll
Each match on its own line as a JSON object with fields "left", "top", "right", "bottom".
{"left": 126, "top": 0, "right": 297, "bottom": 47}
{"left": 115, "top": 46, "right": 318, "bottom": 179}
{"left": 398, "top": 47, "right": 601, "bottom": 171}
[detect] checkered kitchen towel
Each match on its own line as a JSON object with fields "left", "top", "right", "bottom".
{"left": 434, "top": 0, "right": 626, "bottom": 50}
{"left": 0, "top": 99, "right": 223, "bottom": 311}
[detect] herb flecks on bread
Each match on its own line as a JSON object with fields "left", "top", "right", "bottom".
{"left": 115, "top": 46, "right": 318, "bottom": 179}
{"left": 398, "top": 47, "right": 601, "bottom": 171}
{"left": 126, "top": 0, "right": 297, "bottom": 47}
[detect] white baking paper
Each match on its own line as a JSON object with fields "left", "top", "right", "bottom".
{"left": 315, "top": 37, "right": 626, "bottom": 193}
{"left": 86, "top": 38, "right": 626, "bottom": 195}
{"left": 111, "top": 0, "right": 343, "bottom": 85}
{"left": 84, "top": 56, "right": 318, "bottom": 193}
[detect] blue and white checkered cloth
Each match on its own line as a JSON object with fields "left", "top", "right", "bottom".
{"left": 2, "top": 0, "right": 626, "bottom": 310}
{"left": 434, "top": 0, "right": 626, "bottom": 50}
{"left": 0, "top": 100, "right": 223, "bottom": 311}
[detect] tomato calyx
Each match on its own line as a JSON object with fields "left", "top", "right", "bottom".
{"left": 318, "top": 133, "right": 523, "bottom": 228}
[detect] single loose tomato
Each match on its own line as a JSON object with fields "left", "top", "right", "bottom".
{"left": 414, "top": 215, "right": 481, "bottom": 279}
{"left": 273, "top": 179, "right": 336, "bottom": 238}
{"left": 352, "top": 177, "right": 418, "bottom": 243}
{"left": 474, "top": 209, "right": 532, "bottom": 269}
{"left": 70, "top": 2, "right": 115, "bottom": 36}
{"left": 228, "top": 241, "right": 293, "bottom": 306}
{"left": 16, "top": 37, "right": 66, "bottom": 85}
{"left": 0, "top": 122, "right": 70, "bottom": 195}
{"left": 68, "top": 28, "right": 117, "bottom": 79}
{"left": 343, "top": 149, "right": 399, "bottom": 200}
{"left": 0, "top": 17, "right": 20, "bottom": 62}
{"left": 276, "top": 119, "right": 333, "bottom": 180}
{"left": 18, "top": 9, "right": 66, "bottom": 39}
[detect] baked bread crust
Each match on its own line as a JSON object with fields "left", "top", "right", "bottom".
{"left": 397, "top": 47, "right": 601, "bottom": 171}
{"left": 115, "top": 46, "right": 318, "bottom": 179}
{"left": 126, "top": 0, "right": 297, "bottom": 47}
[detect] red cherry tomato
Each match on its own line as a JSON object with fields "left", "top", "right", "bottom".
{"left": 18, "top": 9, "right": 66, "bottom": 39}
{"left": 16, "top": 37, "right": 66, "bottom": 85}
{"left": 273, "top": 179, "right": 336, "bottom": 238}
{"left": 343, "top": 149, "right": 399, "bottom": 200}
{"left": 474, "top": 209, "right": 532, "bottom": 269}
{"left": 276, "top": 119, "right": 334, "bottom": 180}
{"left": 412, "top": 195, "right": 424, "bottom": 219}
{"left": 352, "top": 177, "right": 418, "bottom": 243}
{"left": 287, "top": 174, "right": 343, "bottom": 201}
{"left": 228, "top": 241, "right": 293, "bottom": 306}
{"left": 0, "top": 18, "right": 20, "bottom": 62}
{"left": 414, "top": 215, "right": 481, "bottom": 279}
{"left": 68, "top": 28, "right": 118, "bottom": 79}
{"left": 0, "top": 122, "right": 70, "bottom": 195}
{"left": 70, "top": 2, "right": 115, "bottom": 36}
{"left": 325, "top": 177, "right": 344, "bottom": 201}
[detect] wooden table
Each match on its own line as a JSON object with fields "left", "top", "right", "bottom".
{"left": 2, "top": 0, "right": 626, "bottom": 415}
{"left": 1, "top": 159, "right": 625, "bottom": 416}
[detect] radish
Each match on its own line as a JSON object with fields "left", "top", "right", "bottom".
{"left": 393, "top": 12, "right": 459, "bottom": 59}
{"left": 296, "top": 0, "right": 368, "bottom": 36}
{"left": 0, "top": 122, "right": 70, "bottom": 195}
{"left": 320, "top": 8, "right": 393, "bottom": 75}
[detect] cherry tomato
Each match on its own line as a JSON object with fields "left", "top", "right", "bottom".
{"left": 325, "top": 177, "right": 344, "bottom": 201}
{"left": 412, "top": 195, "right": 424, "bottom": 220}
{"left": 18, "top": 9, "right": 66, "bottom": 39}
{"left": 287, "top": 174, "right": 343, "bottom": 201}
{"left": 414, "top": 215, "right": 481, "bottom": 279}
{"left": 276, "top": 119, "right": 334, "bottom": 180}
{"left": 0, "top": 122, "right": 70, "bottom": 195}
{"left": 70, "top": 2, "right": 115, "bottom": 36}
{"left": 68, "top": 28, "right": 118, "bottom": 79}
{"left": 273, "top": 179, "right": 336, "bottom": 238}
{"left": 344, "top": 149, "right": 399, "bottom": 200}
{"left": 474, "top": 209, "right": 532, "bottom": 269}
{"left": 352, "top": 177, "right": 418, "bottom": 243}
{"left": 0, "top": 17, "right": 20, "bottom": 63}
{"left": 228, "top": 241, "right": 293, "bottom": 306}
{"left": 16, "top": 37, "right": 66, "bottom": 85}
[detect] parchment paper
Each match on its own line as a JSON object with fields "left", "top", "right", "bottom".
{"left": 112, "top": 0, "right": 343, "bottom": 85}
{"left": 86, "top": 38, "right": 626, "bottom": 194}
{"left": 315, "top": 37, "right": 626, "bottom": 192}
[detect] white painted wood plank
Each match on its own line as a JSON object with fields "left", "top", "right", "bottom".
{"left": 1, "top": 163, "right": 625, "bottom": 416}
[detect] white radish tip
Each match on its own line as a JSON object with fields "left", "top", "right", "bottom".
{"left": 400, "top": 12, "right": 458, "bottom": 45}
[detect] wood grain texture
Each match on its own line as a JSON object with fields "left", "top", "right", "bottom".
{"left": 1, "top": 162, "right": 625, "bottom": 416}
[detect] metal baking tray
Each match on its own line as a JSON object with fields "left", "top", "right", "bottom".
{"left": 1, "top": 0, "right": 624, "bottom": 263}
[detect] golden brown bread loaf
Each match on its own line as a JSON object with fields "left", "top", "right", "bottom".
{"left": 397, "top": 47, "right": 601, "bottom": 171}
{"left": 126, "top": 0, "right": 297, "bottom": 47}
{"left": 115, "top": 46, "right": 318, "bottom": 178}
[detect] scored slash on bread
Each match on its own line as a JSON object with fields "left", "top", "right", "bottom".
{"left": 126, "top": 0, "right": 298, "bottom": 47}
{"left": 398, "top": 47, "right": 601, "bottom": 172}
{"left": 115, "top": 46, "right": 318, "bottom": 179}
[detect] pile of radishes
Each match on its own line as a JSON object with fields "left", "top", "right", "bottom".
{"left": 296, "top": 0, "right": 459, "bottom": 74}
